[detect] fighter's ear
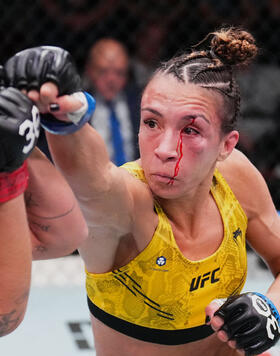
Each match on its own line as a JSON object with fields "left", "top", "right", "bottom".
{"left": 217, "top": 130, "right": 239, "bottom": 161}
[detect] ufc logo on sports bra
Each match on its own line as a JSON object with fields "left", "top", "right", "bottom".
{"left": 189, "top": 268, "right": 220, "bottom": 292}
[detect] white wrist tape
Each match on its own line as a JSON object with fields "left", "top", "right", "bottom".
{"left": 41, "top": 91, "right": 96, "bottom": 135}
{"left": 67, "top": 91, "right": 88, "bottom": 124}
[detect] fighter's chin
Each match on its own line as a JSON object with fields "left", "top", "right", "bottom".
{"left": 149, "top": 179, "right": 179, "bottom": 199}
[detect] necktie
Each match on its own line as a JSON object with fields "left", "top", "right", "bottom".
{"left": 108, "top": 103, "right": 126, "bottom": 166}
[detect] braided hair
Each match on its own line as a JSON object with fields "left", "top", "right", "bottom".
{"left": 156, "top": 27, "right": 258, "bottom": 134}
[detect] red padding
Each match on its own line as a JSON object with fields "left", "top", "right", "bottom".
{"left": 0, "top": 162, "right": 29, "bottom": 203}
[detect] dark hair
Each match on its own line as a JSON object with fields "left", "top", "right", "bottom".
{"left": 156, "top": 27, "right": 258, "bottom": 133}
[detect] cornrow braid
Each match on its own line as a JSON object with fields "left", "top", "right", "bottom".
{"left": 156, "top": 27, "right": 258, "bottom": 134}
{"left": 191, "top": 64, "right": 240, "bottom": 132}
{"left": 166, "top": 62, "right": 184, "bottom": 83}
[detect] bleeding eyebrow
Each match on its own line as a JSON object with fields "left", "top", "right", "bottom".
{"left": 141, "top": 107, "right": 163, "bottom": 117}
{"left": 182, "top": 114, "right": 210, "bottom": 125}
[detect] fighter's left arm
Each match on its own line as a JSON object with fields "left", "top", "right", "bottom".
{"left": 207, "top": 149, "right": 280, "bottom": 355}
{"left": 244, "top": 158, "right": 280, "bottom": 301}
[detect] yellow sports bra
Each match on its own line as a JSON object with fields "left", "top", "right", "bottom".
{"left": 86, "top": 161, "right": 248, "bottom": 345}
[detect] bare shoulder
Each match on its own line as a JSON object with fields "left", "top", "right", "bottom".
{"left": 120, "top": 162, "right": 157, "bottom": 243}
{"left": 217, "top": 149, "right": 264, "bottom": 192}
{"left": 80, "top": 161, "right": 157, "bottom": 272}
{"left": 217, "top": 149, "right": 274, "bottom": 219}
{"left": 86, "top": 159, "right": 155, "bottom": 234}
{"left": 120, "top": 160, "right": 156, "bottom": 218}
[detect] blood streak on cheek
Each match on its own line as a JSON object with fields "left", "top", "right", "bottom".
{"left": 168, "top": 131, "right": 183, "bottom": 185}
{"left": 168, "top": 118, "right": 195, "bottom": 186}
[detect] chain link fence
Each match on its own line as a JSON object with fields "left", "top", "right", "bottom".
{"left": 1, "top": 0, "right": 280, "bottom": 207}
{"left": 2, "top": 1, "right": 280, "bottom": 63}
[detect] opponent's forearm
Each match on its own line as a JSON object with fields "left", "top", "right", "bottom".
{"left": 28, "top": 192, "right": 88, "bottom": 260}
{"left": 27, "top": 149, "right": 88, "bottom": 259}
{"left": 30, "top": 206, "right": 88, "bottom": 260}
{"left": 0, "top": 195, "right": 31, "bottom": 336}
{"left": 0, "top": 87, "right": 41, "bottom": 335}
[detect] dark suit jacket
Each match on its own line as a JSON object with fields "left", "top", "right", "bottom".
{"left": 124, "top": 84, "right": 141, "bottom": 160}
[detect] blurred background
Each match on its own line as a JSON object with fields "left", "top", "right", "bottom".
{"left": 1, "top": 0, "right": 280, "bottom": 355}
{"left": 0, "top": 0, "right": 280, "bottom": 207}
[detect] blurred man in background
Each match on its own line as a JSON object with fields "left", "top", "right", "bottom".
{"left": 83, "top": 38, "right": 140, "bottom": 166}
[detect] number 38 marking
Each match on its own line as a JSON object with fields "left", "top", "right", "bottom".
{"left": 18, "top": 106, "right": 40, "bottom": 154}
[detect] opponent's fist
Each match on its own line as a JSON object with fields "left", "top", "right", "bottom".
{"left": 4, "top": 46, "right": 81, "bottom": 95}
{"left": 0, "top": 87, "right": 40, "bottom": 172}
{"left": 214, "top": 292, "right": 280, "bottom": 355}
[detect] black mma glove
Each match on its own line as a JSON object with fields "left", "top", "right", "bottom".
{"left": 4, "top": 46, "right": 95, "bottom": 135}
{"left": 214, "top": 292, "right": 280, "bottom": 355}
{"left": 4, "top": 46, "right": 81, "bottom": 94}
{"left": 0, "top": 87, "right": 40, "bottom": 172}
{"left": 0, "top": 65, "right": 7, "bottom": 90}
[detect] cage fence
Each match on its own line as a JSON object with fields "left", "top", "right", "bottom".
{"left": 1, "top": 0, "right": 279, "bottom": 208}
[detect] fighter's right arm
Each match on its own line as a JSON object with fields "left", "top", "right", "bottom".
{"left": 46, "top": 92, "right": 135, "bottom": 234}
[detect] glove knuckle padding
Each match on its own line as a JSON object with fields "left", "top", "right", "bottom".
{"left": 5, "top": 55, "right": 28, "bottom": 89}
{"left": 0, "top": 65, "right": 7, "bottom": 89}
{"left": 215, "top": 292, "right": 280, "bottom": 355}
{"left": 5, "top": 46, "right": 81, "bottom": 95}
{"left": 0, "top": 88, "right": 40, "bottom": 172}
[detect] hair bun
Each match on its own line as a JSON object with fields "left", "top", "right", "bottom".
{"left": 211, "top": 27, "right": 258, "bottom": 66}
